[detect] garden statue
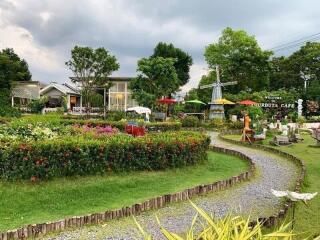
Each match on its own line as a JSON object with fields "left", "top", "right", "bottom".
{"left": 241, "top": 113, "right": 253, "bottom": 142}
{"left": 298, "top": 99, "right": 303, "bottom": 117}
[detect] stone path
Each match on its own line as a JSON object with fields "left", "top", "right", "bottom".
{"left": 46, "top": 132, "right": 299, "bottom": 240}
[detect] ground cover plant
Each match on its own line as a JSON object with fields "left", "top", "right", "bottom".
{"left": 222, "top": 133, "right": 320, "bottom": 238}
{"left": 0, "top": 151, "right": 249, "bottom": 231}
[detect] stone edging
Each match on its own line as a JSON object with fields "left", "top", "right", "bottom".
{"left": 218, "top": 131, "right": 306, "bottom": 228}
{"left": 0, "top": 146, "right": 255, "bottom": 240}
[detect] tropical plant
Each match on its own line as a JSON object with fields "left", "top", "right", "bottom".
{"left": 135, "top": 201, "right": 317, "bottom": 240}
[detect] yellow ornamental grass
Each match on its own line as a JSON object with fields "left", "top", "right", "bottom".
{"left": 134, "top": 201, "right": 320, "bottom": 240}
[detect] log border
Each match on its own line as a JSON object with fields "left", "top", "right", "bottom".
{"left": 0, "top": 146, "right": 255, "bottom": 240}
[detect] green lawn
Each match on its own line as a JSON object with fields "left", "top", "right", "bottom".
{"left": 223, "top": 133, "right": 320, "bottom": 238}
{"left": 0, "top": 151, "right": 248, "bottom": 231}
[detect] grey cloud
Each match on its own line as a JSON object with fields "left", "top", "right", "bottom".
{"left": 1, "top": 0, "right": 320, "bottom": 90}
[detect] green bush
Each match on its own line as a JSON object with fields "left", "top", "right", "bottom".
{"left": 0, "top": 131, "right": 210, "bottom": 180}
{"left": 181, "top": 116, "right": 200, "bottom": 127}
{"left": 59, "top": 119, "right": 181, "bottom": 132}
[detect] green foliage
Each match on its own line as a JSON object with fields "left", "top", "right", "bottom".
{"left": 105, "top": 111, "right": 126, "bottom": 121}
{"left": 136, "top": 202, "right": 298, "bottom": 240}
{"left": 0, "top": 131, "right": 209, "bottom": 180}
{"left": 130, "top": 57, "right": 179, "bottom": 108}
{"left": 66, "top": 46, "right": 119, "bottom": 108}
{"left": 196, "top": 71, "right": 216, "bottom": 104}
{"left": 204, "top": 27, "right": 272, "bottom": 92}
{"left": 0, "top": 48, "right": 31, "bottom": 90}
{"left": 0, "top": 90, "right": 21, "bottom": 117}
{"left": 28, "top": 96, "right": 49, "bottom": 113}
{"left": 152, "top": 42, "right": 193, "bottom": 86}
{"left": 181, "top": 116, "right": 200, "bottom": 127}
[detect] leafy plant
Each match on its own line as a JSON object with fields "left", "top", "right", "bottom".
{"left": 181, "top": 116, "right": 200, "bottom": 127}
{"left": 135, "top": 201, "right": 316, "bottom": 240}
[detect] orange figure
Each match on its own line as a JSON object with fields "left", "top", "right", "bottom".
{"left": 241, "top": 113, "right": 253, "bottom": 142}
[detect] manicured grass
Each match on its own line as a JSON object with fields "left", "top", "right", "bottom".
{"left": 0, "top": 151, "right": 248, "bottom": 231}
{"left": 223, "top": 133, "right": 320, "bottom": 238}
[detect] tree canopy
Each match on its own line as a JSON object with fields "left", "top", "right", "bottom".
{"left": 130, "top": 57, "right": 178, "bottom": 108}
{"left": 66, "top": 46, "right": 119, "bottom": 88}
{"left": 152, "top": 42, "right": 192, "bottom": 87}
{"left": 204, "top": 27, "right": 272, "bottom": 92}
{"left": 0, "top": 48, "right": 32, "bottom": 90}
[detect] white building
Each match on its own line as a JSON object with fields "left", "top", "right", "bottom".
{"left": 40, "top": 82, "right": 81, "bottom": 109}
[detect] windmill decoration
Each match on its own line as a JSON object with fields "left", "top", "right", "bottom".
{"left": 200, "top": 66, "right": 237, "bottom": 119}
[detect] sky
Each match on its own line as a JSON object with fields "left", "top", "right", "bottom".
{"left": 0, "top": 0, "right": 319, "bottom": 93}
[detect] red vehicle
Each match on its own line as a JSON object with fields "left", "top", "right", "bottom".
{"left": 125, "top": 122, "right": 146, "bottom": 137}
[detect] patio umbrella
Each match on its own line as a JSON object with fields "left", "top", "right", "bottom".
{"left": 238, "top": 100, "right": 257, "bottom": 105}
{"left": 157, "top": 98, "right": 177, "bottom": 105}
{"left": 212, "top": 98, "right": 235, "bottom": 105}
{"left": 185, "top": 99, "right": 206, "bottom": 105}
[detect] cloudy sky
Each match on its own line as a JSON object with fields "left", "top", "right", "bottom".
{"left": 0, "top": 0, "right": 319, "bottom": 92}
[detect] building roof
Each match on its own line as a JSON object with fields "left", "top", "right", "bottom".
{"left": 12, "top": 81, "right": 40, "bottom": 99}
{"left": 40, "top": 82, "right": 80, "bottom": 96}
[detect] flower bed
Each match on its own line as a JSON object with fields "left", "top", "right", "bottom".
{"left": 59, "top": 119, "right": 181, "bottom": 132}
{"left": 0, "top": 131, "right": 210, "bottom": 180}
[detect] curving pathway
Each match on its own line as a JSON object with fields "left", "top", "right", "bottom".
{"left": 46, "top": 132, "right": 299, "bottom": 240}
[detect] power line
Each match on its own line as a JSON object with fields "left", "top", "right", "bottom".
{"left": 272, "top": 36, "right": 320, "bottom": 53}
{"left": 267, "top": 32, "right": 320, "bottom": 53}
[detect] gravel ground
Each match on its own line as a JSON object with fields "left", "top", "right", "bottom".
{"left": 45, "top": 132, "right": 299, "bottom": 240}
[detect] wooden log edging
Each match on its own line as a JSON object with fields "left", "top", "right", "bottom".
{"left": 0, "top": 146, "right": 255, "bottom": 240}
{"left": 218, "top": 131, "right": 306, "bottom": 228}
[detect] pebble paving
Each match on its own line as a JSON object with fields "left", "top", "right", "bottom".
{"left": 45, "top": 132, "right": 299, "bottom": 240}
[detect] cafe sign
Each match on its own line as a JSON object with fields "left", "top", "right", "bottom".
{"left": 256, "top": 95, "right": 295, "bottom": 109}
{"left": 257, "top": 103, "right": 295, "bottom": 109}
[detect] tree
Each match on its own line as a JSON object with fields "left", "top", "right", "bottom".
{"left": 130, "top": 57, "right": 178, "bottom": 108}
{"left": 152, "top": 42, "right": 193, "bottom": 87}
{"left": 287, "top": 42, "right": 320, "bottom": 92}
{"left": 0, "top": 48, "right": 32, "bottom": 90}
{"left": 204, "top": 27, "right": 272, "bottom": 92}
{"left": 65, "top": 46, "right": 119, "bottom": 107}
{"left": 269, "top": 56, "right": 296, "bottom": 91}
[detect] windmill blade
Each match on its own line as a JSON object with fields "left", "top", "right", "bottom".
{"left": 199, "top": 83, "right": 216, "bottom": 89}
{"left": 221, "top": 81, "right": 238, "bottom": 87}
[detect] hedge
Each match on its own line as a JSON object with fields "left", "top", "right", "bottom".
{"left": 0, "top": 131, "right": 210, "bottom": 180}
{"left": 59, "top": 119, "right": 181, "bottom": 132}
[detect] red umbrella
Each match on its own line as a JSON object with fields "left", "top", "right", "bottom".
{"left": 238, "top": 100, "right": 257, "bottom": 106}
{"left": 157, "top": 98, "right": 177, "bottom": 105}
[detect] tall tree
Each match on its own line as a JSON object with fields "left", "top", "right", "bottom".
{"left": 287, "top": 42, "right": 320, "bottom": 91}
{"left": 66, "top": 46, "right": 119, "bottom": 107}
{"left": 204, "top": 27, "right": 272, "bottom": 92}
{"left": 0, "top": 48, "right": 32, "bottom": 90}
{"left": 130, "top": 57, "right": 178, "bottom": 108}
{"left": 152, "top": 42, "right": 192, "bottom": 87}
{"left": 66, "top": 46, "right": 119, "bottom": 88}
{"left": 269, "top": 56, "right": 296, "bottom": 91}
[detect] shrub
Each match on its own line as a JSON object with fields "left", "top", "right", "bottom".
{"left": 181, "top": 116, "right": 200, "bottom": 127}
{"left": 0, "top": 131, "right": 210, "bottom": 180}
